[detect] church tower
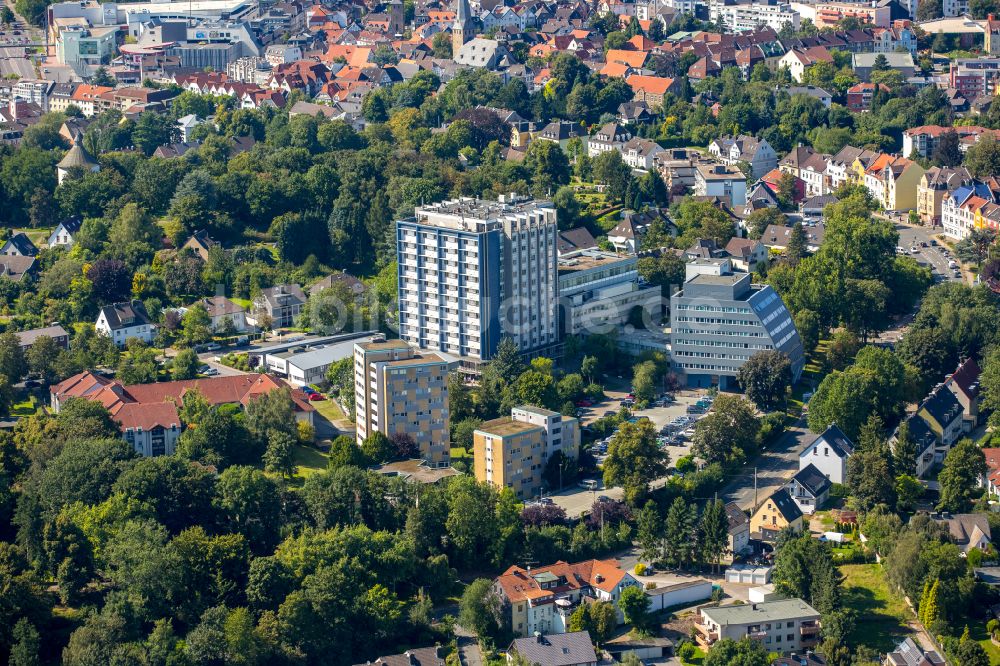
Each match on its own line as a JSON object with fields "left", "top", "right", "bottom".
{"left": 388, "top": 0, "right": 404, "bottom": 37}
{"left": 452, "top": 0, "right": 473, "bottom": 58}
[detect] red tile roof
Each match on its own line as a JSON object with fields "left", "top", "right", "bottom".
{"left": 496, "top": 559, "right": 630, "bottom": 604}
{"left": 52, "top": 371, "right": 314, "bottom": 429}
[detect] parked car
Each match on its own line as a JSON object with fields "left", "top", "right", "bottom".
{"left": 204, "top": 368, "right": 219, "bottom": 377}
{"left": 308, "top": 393, "right": 325, "bottom": 401}
{"left": 301, "top": 386, "right": 316, "bottom": 394}
{"left": 205, "top": 343, "right": 222, "bottom": 352}
{"left": 575, "top": 399, "right": 593, "bottom": 407}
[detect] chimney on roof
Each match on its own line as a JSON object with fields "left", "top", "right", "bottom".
{"left": 534, "top": 631, "right": 543, "bottom": 643}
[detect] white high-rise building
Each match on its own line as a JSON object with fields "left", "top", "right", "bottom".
{"left": 396, "top": 195, "right": 560, "bottom": 376}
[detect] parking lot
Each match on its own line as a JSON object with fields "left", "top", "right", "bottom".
{"left": 578, "top": 389, "right": 713, "bottom": 465}
{"left": 545, "top": 390, "right": 714, "bottom": 518}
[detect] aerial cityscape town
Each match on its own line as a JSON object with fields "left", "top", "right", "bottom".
{"left": 4, "top": 0, "right": 1000, "bottom": 662}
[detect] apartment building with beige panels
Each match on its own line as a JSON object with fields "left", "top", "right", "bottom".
{"left": 354, "top": 339, "right": 452, "bottom": 467}
{"left": 474, "top": 405, "right": 580, "bottom": 499}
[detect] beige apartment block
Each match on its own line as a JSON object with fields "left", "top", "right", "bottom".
{"left": 354, "top": 339, "right": 452, "bottom": 467}
{"left": 475, "top": 405, "right": 581, "bottom": 499}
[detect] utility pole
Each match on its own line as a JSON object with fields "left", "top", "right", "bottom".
{"left": 753, "top": 467, "right": 758, "bottom": 510}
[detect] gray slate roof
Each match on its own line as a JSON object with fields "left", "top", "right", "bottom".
{"left": 509, "top": 631, "right": 597, "bottom": 666}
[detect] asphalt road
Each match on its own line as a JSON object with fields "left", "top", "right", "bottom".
{"left": 1, "top": 58, "right": 33, "bottom": 78}
{"left": 895, "top": 223, "right": 960, "bottom": 280}
{"left": 721, "top": 417, "right": 815, "bottom": 511}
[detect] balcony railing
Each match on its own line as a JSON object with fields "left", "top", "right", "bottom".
{"left": 800, "top": 625, "right": 821, "bottom": 637}
{"left": 693, "top": 625, "right": 718, "bottom": 642}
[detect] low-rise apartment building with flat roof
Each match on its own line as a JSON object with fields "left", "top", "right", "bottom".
{"left": 695, "top": 599, "right": 821, "bottom": 653}
{"left": 474, "top": 405, "right": 579, "bottom": 499}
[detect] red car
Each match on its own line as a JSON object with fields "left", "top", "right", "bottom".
{"left": 308, "top": 393, "right": 326, "bottom": 401}
{"left": 575, "top": 399, "right": 592, "bottom": 408}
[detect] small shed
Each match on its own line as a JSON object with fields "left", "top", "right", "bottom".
{"left": 603, "top": 633, "right": 673, "bottom": 662}
{"left": 749, "top": 584, "right": 783, "bottom": 603}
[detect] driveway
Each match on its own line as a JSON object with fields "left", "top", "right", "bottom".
{"left": 721, "top": 417, "right": 816, "bottom": 511}
{"left": 454, "top": 626, "right": 483, "bottom": 666}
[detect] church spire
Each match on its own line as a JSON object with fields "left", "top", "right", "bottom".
{"left": 452, "top": 0, "right": 473, "bottom": 56}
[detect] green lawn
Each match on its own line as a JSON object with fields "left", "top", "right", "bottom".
{"left": 230, "top": 297, "right": 252, "bottom": 310}
{"left": 680, "top": 646, "right": 706, "bottom": 666}
{"left": 967, "top": 622, "right": 1000, "bottom": 665}
{"left": 451, "top": 446, "right": 472, "bottom": 466}
{"left": 311, "top": 396, "right": 346, "bottom": 423}
{"left": 291, "top": 444, "right": 329, "bottom": 478}
{"left": 840, "top": 564, "right": 914, "bottom": 653}
{"left": 10, "top": 393, "right": 39, "bottom": 416}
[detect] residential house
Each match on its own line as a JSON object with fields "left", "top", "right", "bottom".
{"left": 309, "top": 271, "right": 366, "bottom": 297}
{"left": 903, "top": 125, "right": 996, "bottom": 159}
{"left": 800, "top": 194, "right": 838, "bottom": 217}
{"left": 695, "top": 599, "right": 821, "bottom": 653}
{"left": 625, "top": 75, "right": 678, "bottom": 108}
{"left": 95, "top": 300, "right": 157, "bottom": 347}
{"left": 986, "top": 14, "right": 1000, "bottom": 56}
{"left": 917, "top": 167, "right": 972, "bottom": 226}
{"left": 618, "top": 101, "right": 653, "bottom": 125}
{"left": 657, "top": 148, "right": 702, "bottom": 195}
{"left": 724, "top": 238, "right": 767, "bottom": 271}
{"left": 774, "top": 653, "right": 827, "bottom": 666}
{"left": 883, "top": 638, "right": 945, "bottom": 666}
{"left": 931, "top": 513, "right": 992, "bottom": 554}
{"left": 798, "top": 424, "right": 854, "bottom": 485}
{"left": 785, "top": 463, "right": 831, "bottom": 515}
{"left": 587, "top": 122, "right": 632, "bottom": 158}
{"left": 750, "top": 489, "right": 803, "bottom": 542}
{"left": 350, "top": 646, "right": 443, "bottom": 666}
{"left": 182, "top": 230, "right": 219, "bottom": 261}
{"left": 557, "top": 227, "right": 598, "bottom": 256}
{"left": 846, "top": 82, "right": 887, "bottom": 112}
{"left": 917, "top": 382, "right": 966, "bottom": 451}
{"left": 760, "top": 223, "right": 825, "bottom": 252}
{"left": 783, "top": 85, "right": 833, "bottom": 107}
{"left": 825, "top": 146, "right": 876, "bottom": 192}
{"left": 51, "top": 371, "right": 314, "bottom": 457}
{"left": 536, "top": 120, "right": 586, "bottom": 152}
{"left": 709, "top": 135, "right": 778, "bottom": 180}
{"left": 47, "top": 216, "right": 83, "bottom": 248}
{"left": 892, "top": 413, "right": 939, "bottom": 478}
{"left": 779, "top": 147, "right": 831, "bottom": 197}
{"left": 176, "top": 114, "right": 204, "bottom": 142}
{"left": 942, "top": 181, "right": 997, "bottom": 240}
{"left": 725, "top": 501, "right": 751, "bottom": 564}
{"left": 621, "top": 137, "right": 664, "bottom": 171}
{"left": 253, "top": 284, "right": 306, "bottom": 328}
{"left": 0, "top": 232, "right": 38, "bottom": 257}
{"left": 607, "top": 216, "right": 645, "bottom": 253}
{"left": 944, "top": 357, "right": 982, "bottom": 429}
{"left": 694, "top": 162, "right": 748, "bottom": 207}
{"left": 15, "top": 324, "right": 70, "bottom": 351}
{"left": 983, "top": 447, "right": 1000, "bottom": 497}
{"left": 507, "top": 632, "right": 598, "bottom": 666}
{"left": 0, "top": 256, "right": 36, "bottom": 283}
{"left": 778, "top": 46, "right": 833, "bottom": 82}
{"left": 198, "top": 296, "right": 249, "bottom": 333}
{"left": 494, "top": 559, "right": 641, "bottom": 637}
{"left": 852, "top": 152, "right": 923, "bottom": 211}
